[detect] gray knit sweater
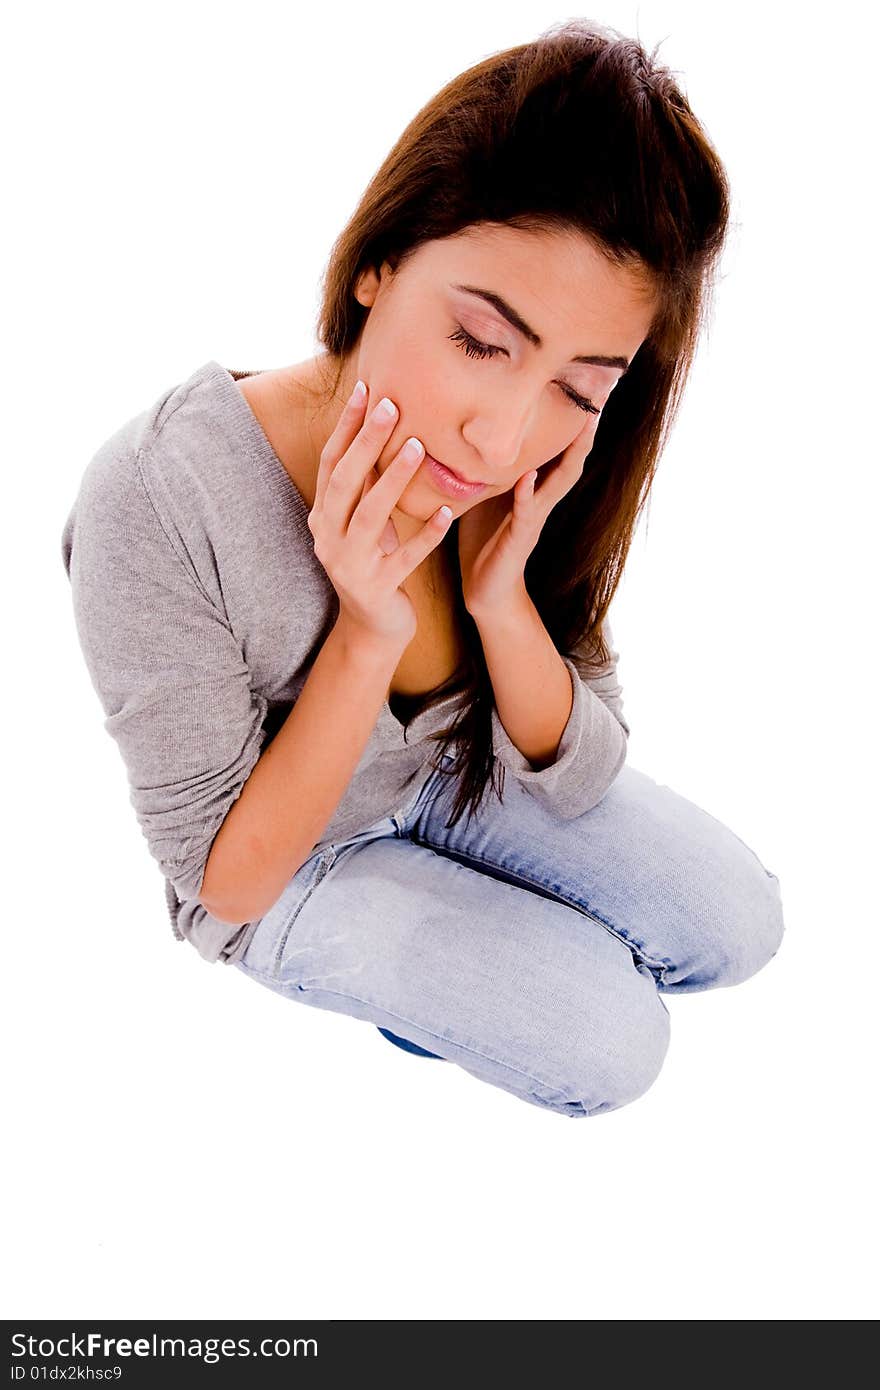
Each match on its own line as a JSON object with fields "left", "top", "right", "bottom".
{"left": 60, "top": 360, "right": 630, "bottom": 966}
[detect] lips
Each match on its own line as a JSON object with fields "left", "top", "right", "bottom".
{"left": 426, "top": 454, "right": 482, "bottom": 485}
{"left": 421, "top": 453, "right": 488, "bottom": 500}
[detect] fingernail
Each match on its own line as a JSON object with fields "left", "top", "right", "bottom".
{"left": 401, "top": 436, "right": 424, "bottom": 462}
{"left": 352, "top": 379, "right": 366, "bottom": 403}
{"left": 376, "top": 397, "right": 397, "bottom": 419}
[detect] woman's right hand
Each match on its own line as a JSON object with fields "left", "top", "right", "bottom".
{"left": 307, "top": 381, "right": 454, "bottom": 648}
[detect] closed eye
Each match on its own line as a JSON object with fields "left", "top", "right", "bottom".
{"left": 447, "top": 324, "right": 600, "bottom": 416}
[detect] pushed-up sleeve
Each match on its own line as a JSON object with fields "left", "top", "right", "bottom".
{"left": 61, "top": 446, "right": 269, "bottom": 904}
{"left": 490, "top": 614, "right": 629, "bottom": 820}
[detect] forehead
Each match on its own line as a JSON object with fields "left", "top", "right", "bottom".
{"left": 411, "top": 223, "right": 657, "bottom": 350}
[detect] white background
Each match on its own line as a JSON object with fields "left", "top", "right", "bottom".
{"left": 4, "top": 0, "right": 877, "bottom": 1321}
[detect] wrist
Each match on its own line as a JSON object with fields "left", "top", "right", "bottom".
{"left": 466, "top": 582, "right": 532, "bottom": 628}
{"left": 332, "top": 613, "right": 410, "bottom": 668}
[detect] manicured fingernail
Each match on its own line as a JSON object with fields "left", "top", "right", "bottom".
{"left": 352, "top": 379, "right": 366, "bottom": 403}
{"left": 376, "top": 397, "right": 397, "bottom": 419}
{"left": 401, "top": 437, "right": 424, "bottom": 462}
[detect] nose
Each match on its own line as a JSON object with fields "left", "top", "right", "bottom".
{"left": 461, "top": 402, "right": 533, "bottom": 479}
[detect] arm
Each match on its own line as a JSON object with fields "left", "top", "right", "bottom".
{"left": 456, "top": 414, "right": 627, "bottom": 816}
{"left": 201, "top": 616, "right": 404, "bottom": 925}
{"left": 471, "top": 592, "right": 630, "bottom": 820}
{"left": 471, "top": 584, "right": 573, "bottom": 770}
{"left": 62, "top": 444, "right": 406, "bottom": 932}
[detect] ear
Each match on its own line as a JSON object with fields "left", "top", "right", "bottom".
{"left": 354, "top": 265, "right": 381, "bottom": 307}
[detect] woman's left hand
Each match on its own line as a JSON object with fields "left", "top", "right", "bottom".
{"left": 457, "top": 416, "right": 598, "bottom": 616}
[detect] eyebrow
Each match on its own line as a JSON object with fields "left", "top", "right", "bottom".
{"left": 450, "top": 282, "right": 632, "bottom": 373}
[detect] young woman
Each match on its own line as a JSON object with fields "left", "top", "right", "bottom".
{"left": 61, "top": 20, "right": 784, "bottom": 1118}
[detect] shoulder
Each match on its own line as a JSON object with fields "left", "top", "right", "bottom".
{"left": 61, "top": 361, "right": 222, "bottom": 588}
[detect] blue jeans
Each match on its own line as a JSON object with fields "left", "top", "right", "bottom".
{"left": 233, "top": 755, "right": 784, "bottom": 1118}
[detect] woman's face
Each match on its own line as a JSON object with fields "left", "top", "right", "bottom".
{"left": 349, "top": 222, "right": 657, "bottom": 537}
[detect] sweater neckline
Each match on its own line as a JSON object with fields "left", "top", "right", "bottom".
{"left": 206, "top": 359, "right": 314, "bottom": 532}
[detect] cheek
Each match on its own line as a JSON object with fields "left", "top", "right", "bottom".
{"left": 389, "top": 319, "right": 436, "bottom": 371}
{"left": 392, "top": 352, "right": 441, "bottom": 421}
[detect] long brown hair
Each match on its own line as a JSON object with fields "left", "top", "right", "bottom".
{"left": 309, "top": 18, "right": 730, "bottom": 829}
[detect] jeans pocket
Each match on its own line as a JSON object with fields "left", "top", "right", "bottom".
{"left": 238, "top": 844, "right": 337, "bottom": 981}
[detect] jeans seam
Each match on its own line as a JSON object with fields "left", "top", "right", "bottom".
{"left": 410, "top": 836, "right": 673, "bottom": 983}
{"left": 269, "top": 847, "right": 337, "bottom": 977}
{"left": 290, "top": 984, "right": 593, "bottom": 1105}
{"left": 399, "top": 760, "right": 449, "bottom": 831}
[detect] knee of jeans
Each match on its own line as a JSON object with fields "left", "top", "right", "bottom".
{"left": 712, "top": 869, "right": 786, "bottom": 988}
{"left": 757, "top": 871, "right": 785, "bottom": 965}
{"left": 568, "top": 986, "right": 672, "bottom": 1116}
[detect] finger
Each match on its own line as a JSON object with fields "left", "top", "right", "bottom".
{"left": 349, "top": 435, "right": 425, "bottom": 548}
{"left": 378, "top": 517, "right": 400, "bottom": 555}
{"left": 313, "top": 380, "right": 369, "bottom": 512}
{"left": 359, "top": 468, "right": 378, "bottom": 507}
{"left": 534, "top": 426, "right": 592, "bottom": 507}
{"left": 514, "top": 470, "right": 539, "bottom": 513}
{"left": 321, "top": 395, "right": 400, "bottom": 534}
{"left": 383, "top": 504, "right": 454, "bottom": 585}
